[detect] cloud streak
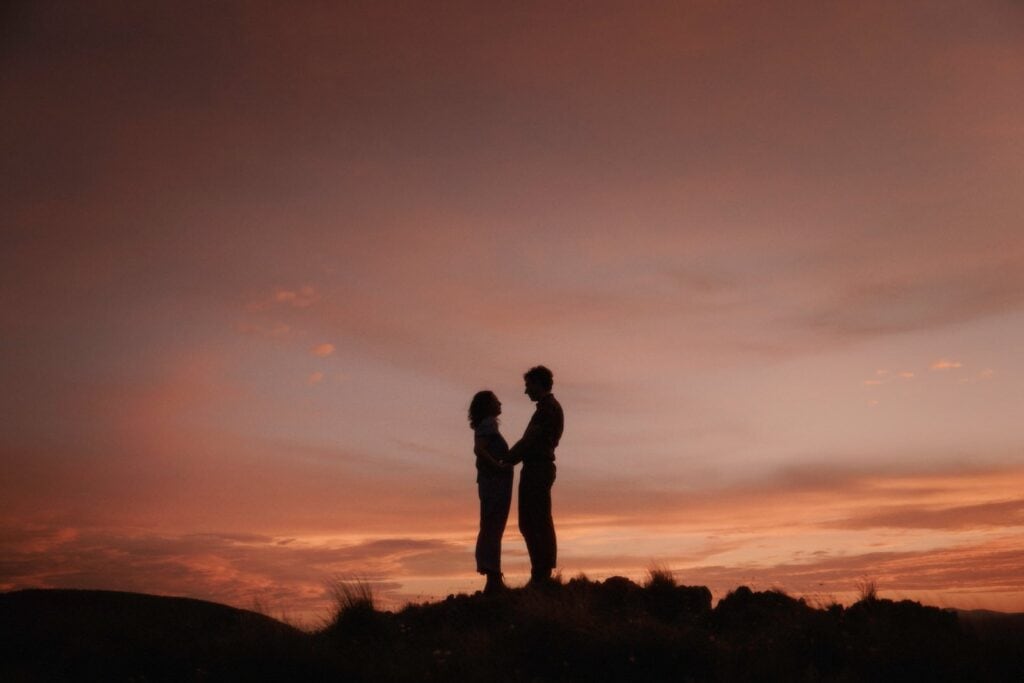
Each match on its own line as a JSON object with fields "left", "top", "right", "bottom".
{"left": 678, "top": 535, "right": 1024, "bottom": 611}
{"left": 0, "top": 525, "right": 465, "bottom": 625}
{"left": 5, "top": 462, "right": 1024, "bottom": 620}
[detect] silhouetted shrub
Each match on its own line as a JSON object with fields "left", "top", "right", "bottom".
{"left": 324, "top": 579, "right": 389, "bottom": 639}
{"left": 843, "top": 597, "right": 968, "bottom": 682}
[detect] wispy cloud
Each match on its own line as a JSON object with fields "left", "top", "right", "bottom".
{"left": 554, "top": 463, "right": 1024, "bottom": 538}
{"left": 837, "top": 498, "right": 1024, "bottom": 530}
{"left": 0, "top": 526, "right": 466, "bottom": 624}
{"left": 236, "top": 321, "right": 293, "bottom": 338}
{"left": 248, "top": 286, "right": 319, "bottom": 312}
{"left": 273, "top": 286, "right": 318, "bottom": 308}
{"left": 797, "top": 254, "right": 1024, "bottom": 341}
{"left": 860, "top": 368, "right": 919, "bottom": 386}
{"left": 310, "top": 343, "right": 335, "bottom": 357}
{"left": 679, "top": 535, "right": 1024, "bottom": 611}
{"left": 931, "top": 359, "right": 963, "bottom": 371}
{"left": 4, "top": 462, "right": 1024, "bottom": 621}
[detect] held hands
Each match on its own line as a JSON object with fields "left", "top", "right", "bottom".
{"left": 479, "top": 450, "right": 512, "bottom": 472}
{"left": 476, "top": 442, "right": 513, "bottom": 471}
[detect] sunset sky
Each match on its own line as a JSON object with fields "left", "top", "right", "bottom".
{"left": 3, "top": 1, "right": 1023, "bottom": 625}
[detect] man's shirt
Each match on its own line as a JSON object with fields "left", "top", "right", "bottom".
{"left": 510, "top": 394, "right": 563, "bottom": 464}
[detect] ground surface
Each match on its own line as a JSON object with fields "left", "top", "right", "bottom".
{"left": 2, "top": 580, "right": 1022, "bottom": 681}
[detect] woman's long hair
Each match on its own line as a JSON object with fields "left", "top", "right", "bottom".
{"left": 468, "top": 390, "right": 499, "bottom": 429}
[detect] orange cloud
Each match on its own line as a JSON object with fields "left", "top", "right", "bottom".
{"left": 837, "top": 499, "right": 1024, "bottom": 530}
{"left": 310, "top": 343, "right": 335, "bottom": 357}
{"left": 5, "top": 457, "right": 1024, "bottom": 621}
{"left": 930, "top": 359, "right": 963, "bottom": 370}
{"left": 549, "top": 464, "right": 1024, "bottom": 542}
{"left": 672, "top": 535, "right": 1024, "bottom": 612}
{"left": 307, "top": 372, "right": 324, "bottom": 385}
{"left": 0, "top": 524, "right": 463, "bottom": 624}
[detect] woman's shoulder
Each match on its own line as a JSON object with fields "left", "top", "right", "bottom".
{"left": 474, "top": 415, "right": 499, "bottom": 436}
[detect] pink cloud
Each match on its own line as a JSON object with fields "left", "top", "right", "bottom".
{"left": 275, "top": 286, "right": 318, "bottom": 308}
{"left": 236, "top": 321, "right": 292, "bottom": 338}
{"left": 248, "top": 287, "right": 319, "bottom": 312}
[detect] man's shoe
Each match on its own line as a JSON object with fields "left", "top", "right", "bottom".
{"left": 526, "top": 569, "right": 556, "bottom": 589}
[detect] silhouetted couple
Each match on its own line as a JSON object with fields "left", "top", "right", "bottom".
{"left": 468, "top": 365, "right": 563, "bottom": 594}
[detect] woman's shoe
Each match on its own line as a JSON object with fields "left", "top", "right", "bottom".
{"left": 483, "top": 572, "right": 506, "bottom": 595}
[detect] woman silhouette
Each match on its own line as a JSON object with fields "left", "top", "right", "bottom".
{"left": 468, "top": 390, "right": 514, "bottom": 594}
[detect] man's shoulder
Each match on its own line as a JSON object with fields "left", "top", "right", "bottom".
{"left": 540, "top": 394, "right": 563, "bottom": 416}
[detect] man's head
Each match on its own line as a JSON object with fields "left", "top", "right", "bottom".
{"left": 523, "top": 365, "right": 554, "bottom": 402}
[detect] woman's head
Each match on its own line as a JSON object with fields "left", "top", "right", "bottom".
{"left": 468, "top": 390, "right": 501, "bottom": 429}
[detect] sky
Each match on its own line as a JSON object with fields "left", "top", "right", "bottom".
{"left": 2, "top": 0, "right": 1023, "bottom": 625}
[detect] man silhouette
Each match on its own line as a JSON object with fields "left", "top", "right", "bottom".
{"left": 507, "top": 365, "right": 563, "bottom": 585}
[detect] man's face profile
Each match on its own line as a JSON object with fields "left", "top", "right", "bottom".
{"left": 524, "top": 378, "right": 545, "bottom": 401}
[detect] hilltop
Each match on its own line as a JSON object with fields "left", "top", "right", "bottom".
{"left": 0, "top": 588, "right": 309, "bottom": 681}
{"left": 2, "top": 578, "right": 1022, "bottom": 681}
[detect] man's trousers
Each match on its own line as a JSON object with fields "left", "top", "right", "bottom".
{"left": 518, "top": 461, "right": 557, "bottom": 574}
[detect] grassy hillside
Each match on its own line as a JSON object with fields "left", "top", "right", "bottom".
{"left": 2, "top": 578, "right": 1022, "bottom": 681}
{"left": 0, "top": 588, "right": 311, "bottom": 681}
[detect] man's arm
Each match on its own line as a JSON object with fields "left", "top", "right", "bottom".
{"left": 507, "top": 403, "right": 558, "bottom": 464}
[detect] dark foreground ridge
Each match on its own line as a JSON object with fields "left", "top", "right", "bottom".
{"left": 2, "top": 579, "right": 1022, "bottom": 682}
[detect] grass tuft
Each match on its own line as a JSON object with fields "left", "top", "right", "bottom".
{"left": 856, "top": 577, "right": 879, "bottom": 602}
{"left": 326, "top": 577, "right": 377, "bottom": 630}
{"left": 645, "top": 564, "right": 677, "bottom": 589}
